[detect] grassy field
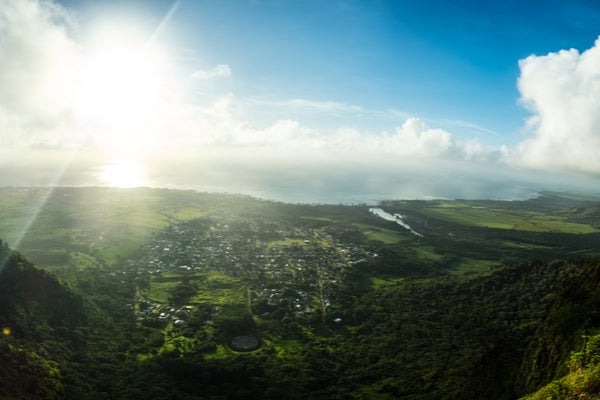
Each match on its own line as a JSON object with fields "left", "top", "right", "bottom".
{"left": 191, "top": 273, "right": 245, "bottom": 306}
{"left": 141, "top": 274, "right": 180, "bottom": 303}
{"left": 371, "top": 276, "right": 404, "bottom": 288}
{"left": 142, "top": 271, "right": 246, "bottom": 306}
{"left": 415, "top": 245, "right": 444, "bottom": 261}
{"left": 419, "top": 202, "right": 599, "bottom": 233}
{"left": 3, "top": 187, "right": 600, "bottom": 283}
{"left": 267, "top": 238, "right": 309, "bottom": 248}
{"left": 0, "top": 188, "right": 235, "bottom": 267}
{"left": 361, "top": 226, "right": 407, "bottom": 244}
{"left": 448, "top": 258, "right": 498, "bottom": 274}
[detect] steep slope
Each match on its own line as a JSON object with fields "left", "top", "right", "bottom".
{"left": 519, "top": 260, "right": 600, "bottom": 396}
{"left": 324, "top": 259, "right": 585, "bottom": 399}
{"left": 521, "top": 333, "right": 600, "bottom": 400}
{"left": 0, "top": 242, "right": 86, "bottom": 400}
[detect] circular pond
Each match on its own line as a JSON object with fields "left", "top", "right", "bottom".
{"left": 230, "top": 335, "right": 260, "bottom": 351}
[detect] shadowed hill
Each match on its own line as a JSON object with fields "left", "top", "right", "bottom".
{"left": 0, "top": 243, "right": 86, "bottom": 400}
{"left": 0, "top": 246, "right": 86, "bottom": 341}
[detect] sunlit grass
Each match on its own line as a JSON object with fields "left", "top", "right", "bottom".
{"left": 501, "top": 240, "right": 552, "bottom": 250}
{"left": 421, "top": 203, "right": 599, "bottom": 233}
{"left": 371, "top": 276, "right": 404, "bottom": 288}
{"left": 267, "top": 238, "right": 309, "bottom": 247}
{"left": 448, "top": 258, "right": 497, "bottom": 275}
{"left": 203, "top": 344, "right": 235, "bottom": 360}
{"left": 415, "top": 245, "right": 444, "bottom": 261}
{"left": 0, "top": 188, "right": 217, "bottom": 268}
{"left": 354, "top": 223, "right": 406, "bottom": 243}
{"left": 143, "top": 271, "right": 246, "bottom": 307}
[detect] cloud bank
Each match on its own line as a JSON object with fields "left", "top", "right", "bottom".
{"left": 517, "top": 37, "right": 600, "bottom": 175}
{"left": 0, "top": 0, "right": 79, "bottom": 147}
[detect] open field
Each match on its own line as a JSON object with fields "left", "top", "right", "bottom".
{"left": 357, "top": 224, "right": 407, "bottom": 244}
{"left": 2, "top": 187, "right": 600, "bottom": 282}
{"left": 267, "top": 238, "right": 310, "bottom": 248}
{"left": 371, "top": 276, "right": 404, "bottom": 288}
{"left": 141, "top": 271, "right": 246, "bottom": 307}
{"left": 0, "top": 188, "right": 243, "bottom": 267}
{"left": 448, "top": 258, "right": 498, "bottom": 274}
{"left": 418, "top": 202, "right": 599, "bottom": 233}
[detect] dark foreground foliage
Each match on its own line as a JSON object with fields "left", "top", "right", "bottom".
{"left": 2, "top": 240, "right": 598, "bottom": 399}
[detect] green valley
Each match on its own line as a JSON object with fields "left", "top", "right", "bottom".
{"left": 2, "top": 187, "right": 600, "bottom": 399}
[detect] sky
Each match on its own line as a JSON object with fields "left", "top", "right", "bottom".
{"left": 1, "top": 0, "right": 600, "bottom": 203}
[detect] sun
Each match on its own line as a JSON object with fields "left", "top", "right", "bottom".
{"left": 75, "top": 27, "right": 166, "bottom": 130}
{"left": 74, "top": 25, "right": 173, "bottom": 180}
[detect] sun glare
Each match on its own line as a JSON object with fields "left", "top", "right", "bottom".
{"left": 75, "top": 27, "right": 166, "bottom": 128}
{"left": 74, "top": 25, "right": 173, "bottom": 183}
{"left": 99, "top": 161, "right": 148, "bottom": 188}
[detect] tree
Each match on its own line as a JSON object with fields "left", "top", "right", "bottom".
{"left": 170, "top": 283, "right": 197, "bottom": 305}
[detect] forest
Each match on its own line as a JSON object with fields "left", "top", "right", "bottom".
{"left": 1, "top": 187, "right": 600, "bottom": 399}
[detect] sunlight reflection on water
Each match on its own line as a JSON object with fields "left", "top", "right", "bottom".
{"left": 98, "top": 161, "right": 148, "bottom": 188}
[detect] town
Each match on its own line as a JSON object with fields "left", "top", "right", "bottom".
{"left": 121, "top": 213, "right": 377, "bottom": 343}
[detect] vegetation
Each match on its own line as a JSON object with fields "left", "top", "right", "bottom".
{"left": 519, "top": 259, "right": 600, "bottom": 399}
{"left": 2, "top": 188, "right": 600, "bottom": 399}
{"left": 522, "top": 333, "right": 600, "bottom": 400}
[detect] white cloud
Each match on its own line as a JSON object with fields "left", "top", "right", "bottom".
{"left": 0, "top": 0, "right": 79, "bottom": 146}
{"left": 320, "top": 117, "right": 489, "bottom": 160}
{"left": 516, "top": 37, "right": 600, "bottom": 174}
{"left": 191, "top": 64, "right": 231, "bottom": 80}
{"left": 386, "top": 117, "right": 456, "bottom": 156}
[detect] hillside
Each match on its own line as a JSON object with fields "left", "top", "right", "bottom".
{"left": 519, "top": 260, "right": 600, "bottom": 398}
{"left": 521, "top": 333, "right": 600, "bottom": 400}
{"left": 0, "top": 242, "right": 594, "bottom": 399}
{"left": 0, "top": 242, "right": 86, "bottom": 400}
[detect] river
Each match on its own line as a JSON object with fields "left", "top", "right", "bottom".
{"left": 369, "top": 208, "right": 423, "bottom": 237}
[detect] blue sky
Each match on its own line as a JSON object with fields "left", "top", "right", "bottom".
{"left": 74, "top": 1, "right": 600, "bottom": 143}
{"left": 2, "top": 0, "right": 600, "bottom": 201}
{"left": 94, "top": 0, "right": 600, "bottom": 144}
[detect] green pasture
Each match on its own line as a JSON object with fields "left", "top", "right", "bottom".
{"left": 354, "top": 223, "right": 406, "bottom": 244}
{"left": 300, "top": 216, "right": 334, "bottom": 223}
{"left": 501, "top": 240, "right": 553, "bottom": 250}
{"left": 0, "top": 188, "right": 222, "bottom": 267}
{"left": 142, "top": 271, "right": 246, "bottom": 311}
{"left": 141, "top": 275, "right": 180, "bottom": 303}
{"left": 448, "top": 258, "right": 498, "bottom": 275}
{"left": 420, "top": 202, "right": 599, "bottom": 233}
{"left": 267, "top": 238, "right": 309, "bottom": 248}
{"left": 371, "top": 276, "right": 404, "bottom": 288}
{"left": 415, "top": 245, "right": 444, "bottom": 261}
